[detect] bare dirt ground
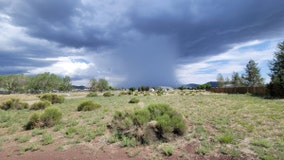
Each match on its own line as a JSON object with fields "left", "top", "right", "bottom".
{"left": 0, "top": 140, "right": 255, "bottom": 160}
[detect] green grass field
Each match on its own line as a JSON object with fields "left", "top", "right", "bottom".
{"left": 0, "top": 91, "right": 283, "bottom": 159}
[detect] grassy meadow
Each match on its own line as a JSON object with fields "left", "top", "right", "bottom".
{"left": 0, "top": 91, "right": 283, "bottom": 159}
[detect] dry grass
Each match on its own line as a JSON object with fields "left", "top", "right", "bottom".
{"left": 0, "top": 90, "right": 283, "bottom": 159}
{"left": 0, "top": 94, "right": 38, "bottom": 104}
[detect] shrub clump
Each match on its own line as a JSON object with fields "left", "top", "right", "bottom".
{"left": 30, "top": 101, "right": 51, "bottom": 110}
{"left": 77, "top": 100, "right": 102, "bottom": 111}
{"left": 0, "top": 98, "right": 29, "bottom": 110}
{"left": 25, "top": 106, "right": 62, "bottom": 130}
{"left": 118, "top": 91, "right": 132, "bottom": 96}
{"left": 161, "top": 144, "right": 175, "bottom": 156}
{"left": 110, "top": 104, "right": 187, "bottom": 145}
{"left": 144, "top": 92, "right": 150, "bottom": 96}
{"left": 156, "top": 88, "right": 164, "bottom": 96}
{"left": 39, "top": 94, "right": 64, "bottom": 104}
{"left": 129, "top": 97, "right": 140, "bottom": 104}
{"left": 86, "top": 92, "right": 98, "bottom": 97}
{"left": 219, "top": 135, "right": 234, "bottom": 144}
{"left": 103, "top": 92, "right": 114, "bottom": 97}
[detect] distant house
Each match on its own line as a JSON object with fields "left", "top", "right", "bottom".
{"left": 0, "top": 88, "right": 9, "bottom": 94}
{"left": 72, "top": 85, "right": 89, "bottom": 92}
{"left": 149, "top": 88, "right": 155, "bottom": 92}
{"left": 159, "top": 86, "right": 174, "bottom": 92}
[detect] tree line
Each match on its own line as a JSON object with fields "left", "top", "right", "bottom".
{"left": 0, "top": 72, "right": 112, "bottom": 94}
{"left": 0, "top": 72, "right": 72, "bottom": 94}
{"left": 216, "top": 41, "right": 284, "bottom": 98}
{"left": 216, "top": 59, "right": 264, "bottom": 88}
{"left": 88, "top": 78, "right": 111, "bottom": 92}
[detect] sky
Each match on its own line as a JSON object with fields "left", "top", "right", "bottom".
{"left": 1, "top": 0, "right": 284, "bottom": 87}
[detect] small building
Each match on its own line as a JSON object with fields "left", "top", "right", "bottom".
{"left": 159, "top": 86, "right": 174, "bottom": 92}
{"left": 0, "top": 88, "right": 9, "bottom": 94}
{"left": 149, "top": 88, "right": 155, "bottom": 92}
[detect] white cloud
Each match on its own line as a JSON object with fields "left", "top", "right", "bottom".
{"left": 176, "top": 39, "right": 281, "bottom": 84}
{"left": 26, "top": 53, "right": 127, "bottom": 86}
{"left": 0, "top": 15, "right": 25, "bottom": 52}
{"left": 27, "top": 56, "right": 94, "bottom": 76}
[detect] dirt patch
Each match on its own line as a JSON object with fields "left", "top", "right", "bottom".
{"left": 24, "top": 100, "right": 39, "bottom": 105}
{"left": 0, "top": 141, "right": 141, "bottom": 160}
{"left": 0, "top": 140, "right": 257, "bottom": 160}
{"left": 164, "top": 141, "right": 253, "bottom": 160}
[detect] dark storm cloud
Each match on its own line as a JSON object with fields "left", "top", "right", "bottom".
{"left": 0, "top": 53, "right": 52, "bottom": 67}
{"left": 1, "top": 0, "right": 284, "bottom": 86}
{"left": 128, "top": 0, "right": 284, "bottom": 62}
{"left": 7, "top": 0, "right": 114, "bottom": 49}
{"left": 114, "top": 35, "right": 178, "bottom": 87}
{"left": 5, "top": 0, "right": 284, "bottom": 54}
{"left": 0, "top": 50, "right": 56, "bottom": 74}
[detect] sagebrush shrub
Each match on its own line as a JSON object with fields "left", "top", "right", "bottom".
{"left": 156, "top": 88, "right": 164, "bottom": 96}
{"left": 129, "top": 97, "right": 140, "bottom": 103}
{"left": 144, "top": 92, "right": 150, "bottom": 96}
{"left": 118, "top": 91, "right": 132, "bottom": 96}
{"left": 120, "top": 135, "right": 137, "bottom": 147}
{"left": 86, "top": 92, "right": 98, "bottom": 97}
{"left": 25, "top": 112, "right": 42, "bottom": 130}
{"left": 39, "top": 94, "right": 64, "bottom": 104}
{"left": 77, "top": 101, "right": 102, "bottom": 111}
{"left": 103, "top": 92, "right": 114, "bottom": 97}
{"left": 111, "top": 104, "right": 187, "bottom": 145}
{"left": 219, "top": 135, "right": 234, "bottom": 144}
{"left": 148, "top": 104, "right": 187, "bottom": 135}
{"left": 0, "top": 98, "right": 29, "bottom": 110}
{"left": 132, "top": 108, "right": 150, "bottom": 126}
{"left": 161, "top": 144, "right": 175, "bottom": 156}
{"left": 30, "top": 101, "right": 51, "bottom": 110}
{"left": 25, "top": 106, "right": 62, "bottom": 130}
{"left": 40, "top": 107, "right": 62, "bottom": 127}
{"left": 42, "top": 133, "right": 54, "bottom": 145}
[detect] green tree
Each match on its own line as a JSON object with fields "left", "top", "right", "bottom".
{"left": 225, "top": 77, "right": 231, "bottom": 86}
{"left": 138, "top": 86, "right": 150, "bottom": 91}
{"left": 46, "top": 73, "right": 62, "bottom": 91}
{"left": 267, "top": 41, "right": 284, "bottom": 97}
{"left": 0, "top": 76, "right": 4, "bottom": 88}
{"left": 89, "top": 78, "right": 109, "bottom": 92}
{"left": 129, "top": 87, "right": 136, "bottom": 92}
{"left": 217, "top": 73, "right": 224, "bottom": 88}
{"left": 242, "top": 60, "right": 264, "bottom": 87}
{"left": 1, "top": 74, "right": 29, "bottom": 93}
{"left": 29, "top": 72, "right": 63, "bottom": 93}
{"left": 231, "top": 72, "right": 243, "bottom": 87}
{"left": 197, "top": 83, "right": 211, "bottom": 90}
{"left": 59, "top": 76, "right": 72, "bottom": 92}
{"left": 89, "top": 78, "right": 98, "bottom": 92}
{"left": 97, "top": 79, "right": 109, "bottom": 92}
{"left": 29, "top": 74, "right": 47, "bottom": 93}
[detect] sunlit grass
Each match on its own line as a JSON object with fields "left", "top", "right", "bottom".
{"left": 0, "top": 91, "right": 283, "bottom": 159}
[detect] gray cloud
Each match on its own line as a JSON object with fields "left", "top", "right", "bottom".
{"left": 7, "top": 0, "right": 114, "bottom": 49}
{"left": 1, "top": 0, "right": 284, "bottom": 87}
{"left": 113, "top": 34, "right": 178, "bottom": 87}
{"left": 129, "top": 0, "right": 284, "bottom": 61}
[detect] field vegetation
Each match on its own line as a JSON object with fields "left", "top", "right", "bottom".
{"left": 0, "top": 91, "right": 283, "bottom": 159}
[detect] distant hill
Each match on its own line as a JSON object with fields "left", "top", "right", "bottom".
{"left": 185, "top": 83, "right": 199, "bottom": 88}
{"left": 185, "top": 81, "right": 218, "bottom": 88}
{"left": 207, "top": 81, "right": 218, "bottom": 88}
{"left": 72, "top": 85, "right": 87, "bottom": 90}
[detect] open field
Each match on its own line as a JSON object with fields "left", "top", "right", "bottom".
{"left": 0, "top": 91, "right": 283, "bottom": 160}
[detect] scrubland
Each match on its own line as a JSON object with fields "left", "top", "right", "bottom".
{"left": 0, "top": 91, "right": 283, "bottom": 160}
